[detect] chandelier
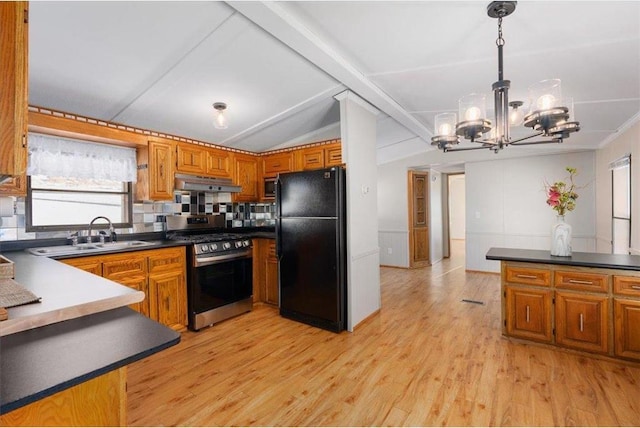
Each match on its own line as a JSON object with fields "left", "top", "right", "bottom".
{"left": 431, "top": 1, "right": 580, "bottom": 153}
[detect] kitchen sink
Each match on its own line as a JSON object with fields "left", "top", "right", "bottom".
{"left": 27, "top": 240, "right": 155, "bottom": 257}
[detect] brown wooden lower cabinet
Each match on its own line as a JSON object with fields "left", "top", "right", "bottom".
{"left": 614, "top": 298, "right": 640, "bottom": 360}
{"left": 505, "top": 285, "right": 553, "bottom": 343}
{"left": 501, "top": 260, "right": 640, "bottom": 362}
{"left": 62, "top": 246, "right": 186, "bottom": 330}
{"left": 0, "top": 368, "right": 126, "bottom": 426}
{"left": 555, "top": 291, "right": 608, "bottom": 354}
{"left": 253, "top": 238, "right": 279, "bottom": 306}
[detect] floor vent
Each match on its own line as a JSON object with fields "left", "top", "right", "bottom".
{"left": 461, "top": 299, "right": 485, "bottom": 305}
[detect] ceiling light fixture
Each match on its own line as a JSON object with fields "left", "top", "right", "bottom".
{"left": 431, "top": 1, "right": 580, "bottom": 153}
{"left": 213, "top": 102, "right": 228, "bottom": 129}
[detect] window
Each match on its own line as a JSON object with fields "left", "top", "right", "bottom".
{"left": 611, "top": 155, "right": 631, "bottom": 254}
{"left": 27, "top": 176, "right": 132, "bottom": 232}
{"left": 25, "top": 133, "right": 136, "bottom": 232}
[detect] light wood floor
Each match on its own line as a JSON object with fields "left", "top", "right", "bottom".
{"left": 127, "top": 242, "right": 640, "bottom": 426}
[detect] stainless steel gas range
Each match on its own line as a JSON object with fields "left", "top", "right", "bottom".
{"left": 166, "top": 215, "right": 253, "bottom": 331}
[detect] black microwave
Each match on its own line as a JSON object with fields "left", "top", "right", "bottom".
{"left": 264, "top": 177, "right": 276, "bottom": 199}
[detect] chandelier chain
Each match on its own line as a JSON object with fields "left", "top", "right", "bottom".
{"left": 496, "top": 16, "right": 505, "bottom": 47}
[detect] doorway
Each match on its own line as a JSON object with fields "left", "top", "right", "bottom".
{"left": 611, "top": 156, "right": 631, "bottom": 254}
{"left": 445, "top": 173, "right": 466, "bottom": 258}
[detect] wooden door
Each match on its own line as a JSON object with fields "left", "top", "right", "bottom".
{"left": 324, "top": 143, "right": 342, "bottom": 167}
{"left": 300, "top": 147, "right": 325, "bottom": 171}
{"left": 408, "top": 171, "right": 430, "bottom": 267}
{"left": 505, "top": 286, "right": 553, "bottom": 343}
{"left": 614, "top": 298, "right": 640, "bottom": 360}
{"left": 556, "top": 291, "right": 609, "bottom": 354}
{"left": 118, "top": 276, "right": 150, "bottom": 317}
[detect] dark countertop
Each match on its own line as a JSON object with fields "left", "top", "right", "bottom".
{"left": 0, "top": 306, "right": 180, "bottom": 415}
{"left": 486, "top": 247, "right": 640, "bottom": 271}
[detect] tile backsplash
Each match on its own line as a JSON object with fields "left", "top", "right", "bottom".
{"left": 0, "top": 192, "right": 275, "bottom": 242}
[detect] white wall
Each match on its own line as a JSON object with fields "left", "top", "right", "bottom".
{"left": 336, "top": 91, "right": 381, "bottom": 331}
{"left": 429, "top": 171, "right": 443, "bottom": 264}
{"left": 448, "top": 175, "right": 466, "bottom": 240}
{"left": 377, "top": 161, "right": 410, "bottom": 267}
{"left": 466, "top": 151, "right": 597, "bottom": 272}
{"left": 595, "top": 121, "right": 640, "bottom": 255}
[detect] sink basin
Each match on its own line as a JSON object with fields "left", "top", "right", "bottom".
{"left": 27, "top": 241, "right": 155, "bottom": 257}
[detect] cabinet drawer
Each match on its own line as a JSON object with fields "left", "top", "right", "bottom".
{"left": 505, "top": 266, "right": 550, "bottom": 286}
{"left": 555, "top": 270, "right": 609, "bottom": 293}
{"left": 613, "top": 276, "right": 640, "bottom": 297}
{"left": 148, "top": 247, "right": 186, "bottom": 274}
{"left": 102, "top": 255, "right": 147, "bottom": 279}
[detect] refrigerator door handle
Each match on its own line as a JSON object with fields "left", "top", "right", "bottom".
{"left": 275, "top": 177, "right": 282, "bottom": 259}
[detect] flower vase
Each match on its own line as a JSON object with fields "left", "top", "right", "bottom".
{"left": 551, "top": 215, "right": 572, "bottom": 257}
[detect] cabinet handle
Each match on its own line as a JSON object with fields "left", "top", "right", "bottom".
{"left": 159, "top": 164, "right": 164, "bottom": 177}
{"left": 166, "top": 297, "right": 170, "bottom": 312}
{"left": 569, "top": 279, "right": 594, "bottom": 285}
{"left": 516, "top": 274, "right": 538, "bottom": 279}
{"left": 526, "top": 305, "right": 530, "bottom": 323}
{"left": 21, "top": 134, "right": 27, "bottom": 148}
{"left": 631, "top": 285, "right": 640, "bottom": 290}
{"left": 579, "top": 313, "right": 584, "bottom": 332}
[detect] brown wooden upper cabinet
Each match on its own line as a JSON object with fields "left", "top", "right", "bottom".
{"left": 206, "top": 148, "right": 232, "bottom": 179}
{"left": 136, "top": 139, "right": 175, "bottom": 201}
{"left": 263, "top": 152, "right": 294, "bottom": 176}
{"left": 176, "top": 143, "right": 206, "bottom": 175}
{"left": 0, "top": 2, "right": 28, "bottom": 181}
{"left": 296, "top": 142, "right": 342, "bottom": 171}
{"left": 233, "top": 153, "right": 259, "bottom": 202}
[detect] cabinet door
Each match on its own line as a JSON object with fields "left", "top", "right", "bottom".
{"left": 265, "top": 241, "right": 279, "bottom": 306}
{"left": 505, "top": 286, "right": 553, "bottom": 343}
{"left": 0, "top": 175, "right": 26, "bottom": 196}
{"left": 148, "top": 247, "right": 186, "bottom": 274}
{"left": 117, "top": 276, "right": 150, "bottom": 317}
{"left": 62, "top": 257, "right": 103, "bottom": 276}
{"left": 0, "top": 2, "right": 28, "bottom": 179}
{"left": 324, "top": 143, "right": 342, "bottom": 167}
{"left": 556, "top": 291, "right": 608, "bottom": 354}
{"left": 206, "top": 148, "right": 232, "bottom": 178}
{"left": 176, "top": 143, "right": 206, "bottom": 175}
{"left": 233, "top": 154, "right": 258, "bottom": 202}
{"left": 149, "top": 140, "right": 174, "bottom": 201}
{"left": 149, "top": 270, "right": 186, "bottom": 329}
{"left": 614, "top": 298, "right": 640, "bottom": 360}
{"left": 300, "top": 148, "right": 324, "bottom": 171}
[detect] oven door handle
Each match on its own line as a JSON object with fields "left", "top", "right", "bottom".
{"left": 194, "top": 250, "right": 252, "bottom": 267}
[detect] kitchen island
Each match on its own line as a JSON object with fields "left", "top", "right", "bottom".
{"left": 0, "top": 251, "right": 181, "bottom": 425}
{"left": 487, "top": 247, "right": 640, "bottom": 362}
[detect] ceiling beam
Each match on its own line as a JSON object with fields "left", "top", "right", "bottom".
{"left": 227, "top": 1, "right": 432, "bottom": 143}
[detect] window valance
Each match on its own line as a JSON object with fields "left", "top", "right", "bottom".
{"left": 27, "top": 133, "right": 137, "bottom": 182}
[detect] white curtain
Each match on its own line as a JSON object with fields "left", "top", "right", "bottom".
{"left": 27, "top": 133, "right": 137, "bottom": 182}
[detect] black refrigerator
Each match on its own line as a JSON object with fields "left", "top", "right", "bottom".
{"left": 276, "top": 167, "right": 347, "bottom": 333}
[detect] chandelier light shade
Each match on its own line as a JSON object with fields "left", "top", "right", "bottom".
{"left": 431, "top": 1, "right": 580, "bottom": 153}
{"left": 213, "top": 102, "right": 228, "bottom": 129}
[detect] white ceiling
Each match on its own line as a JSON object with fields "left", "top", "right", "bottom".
{"left": 29, "top": 1, "right": 640, "bottom": 166}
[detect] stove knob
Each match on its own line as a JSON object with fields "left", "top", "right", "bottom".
{"left": 235, "top": 241, "right": 243, "bottom": 249}
{"left": 201, "top": 244, "right": 209, "bottom": 252}
{"left": 211, "top": 243, "right": 218, "bottom": 251}
{"left": 243, "top": 240, "right": 251, "bottom": 247}
{"left": 223, "top": 242, "right": 231, "bottom": 250}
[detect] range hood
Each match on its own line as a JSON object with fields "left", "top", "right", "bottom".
{"left": 174, "top": 174, "right": 242, "bottom": 192}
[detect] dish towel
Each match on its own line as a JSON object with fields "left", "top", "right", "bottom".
{"left": 0, "top": 278, "right": 41, "bottom": 308}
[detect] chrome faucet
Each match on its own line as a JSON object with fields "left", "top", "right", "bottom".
{"left": 87, "top": 216, "right": 116, "bottom": 244}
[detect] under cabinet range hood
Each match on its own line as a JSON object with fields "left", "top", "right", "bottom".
{"left": 174, "top": 174, "right": 242, "bottom": 192}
